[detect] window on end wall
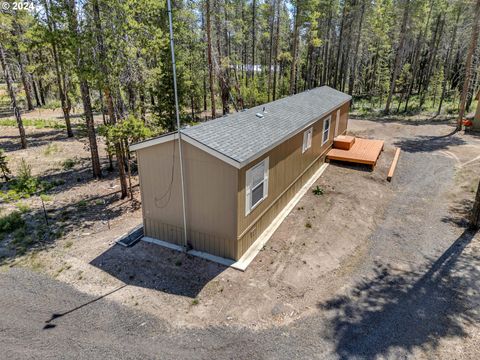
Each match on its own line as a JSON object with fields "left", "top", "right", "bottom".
{"left": 245, "top": 157, "right": 269, "bottom": 216}
{"left": 302, "top": 127, "right": 313, "bottom": 153}
{"left": 322, "top": 116, "right": 331, "bottom": 145}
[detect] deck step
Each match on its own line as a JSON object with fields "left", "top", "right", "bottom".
{"left": 333, "top": 135, "right": 355, "bottom": 150}
{"left": 327, "top": 137, "right": 384, "bottom": 168}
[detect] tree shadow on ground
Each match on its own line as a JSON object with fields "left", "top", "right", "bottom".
{"left": 319, "top": 229, "right": 479, "bottom": 360}
{"left": 394, "top": 132, "right": 466, "bottom": 153}
{"left": 0, "top": 190, "right": 137, "bottom": 264}
{"left": 0, "top": 124, "right": 88, "bottom": 152}
{"left": 350, "top": 115, "right": 456, "bottom": 127}
{"left": 90, "top": 241, "right": 226, "bottom": 298}
{"left": 34, "top": 162, "right": 127, "bottom": 196}
{"left": 327, "top": 160, "right": 373, "bottom": 173}
{"left": 442, "top": 198, "right": 474, "bottom": 228}
{"left": 0, "top": 129, "right": 70, "bottom": 152}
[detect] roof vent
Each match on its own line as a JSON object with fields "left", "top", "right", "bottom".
{"left": 255, "top": 113, "right": 264, "bottom": 118}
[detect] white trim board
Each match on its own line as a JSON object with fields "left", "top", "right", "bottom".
{"left": 232, "top": 162, "right": 329, "bottom": 271}
{"left": 140, "top": 162, "right": 329, "bottom": 271}
{"left": 141, "top": 237, "right": 235, "bottom": 267}
{"left": 129, "top": 133, "right": 177, "bottom": 151}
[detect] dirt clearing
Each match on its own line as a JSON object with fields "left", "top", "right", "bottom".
{"left": 2, "top": 118, "right": 480, "bottom": 339}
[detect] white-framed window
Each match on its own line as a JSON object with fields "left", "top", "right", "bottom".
{"left": 322, "top": 116, "right": 331, "bottom": 145}
{"left": 245, "top": 157, "right": 269, "bottom": 216}
{"left": 302, "top": 127, "right": 313, "bottom": 153}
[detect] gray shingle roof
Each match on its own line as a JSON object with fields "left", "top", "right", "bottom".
{"left": 181, "top": 86, "right": 351, "bottom": 165}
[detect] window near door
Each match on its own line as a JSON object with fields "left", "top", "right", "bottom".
{"left": 322, "top": 116, "right": 331, "bottom": 145}
{"left": 302, "top": 127, "right": 313, "bottom": 153}
{"left": 245, "top": 157, "right": 269, "bottom": 215}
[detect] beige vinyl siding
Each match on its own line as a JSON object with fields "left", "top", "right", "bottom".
{"left": 338, "top": 102, "right": 349, "bottom": 135}
{"left": 137, "top": 140, "right": 238, "bottom": 259}
{"left": 235, "top": 103, "right": 349, "bottom": 259}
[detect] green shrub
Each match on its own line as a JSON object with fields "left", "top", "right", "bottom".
{"left": 312, "top": 185, "right": 324, "bottom": 196}
{"left": 0, "top": 149, "right": 11, "bottom": 181}
{"left": 0, "top": 211, "right": 25, "bottom": 239}
{"left": 77, "top": 199, "right": 88, "bottom": 207}
{"left": 1, "top": 159, "right": 58, "bottom": 202}
{"left": 14, "top": 159, "right": 39, "bottom": 194}
{"left": 62, "top": 158, "right": 76, "bottom": 170}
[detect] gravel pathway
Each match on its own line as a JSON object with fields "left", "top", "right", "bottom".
{"left": 1, "top": 122, "right": 479, "bottom": 359}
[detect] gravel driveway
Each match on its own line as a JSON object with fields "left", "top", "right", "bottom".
{"left": 1, "top": 119, "right": 479, "bottom": 359}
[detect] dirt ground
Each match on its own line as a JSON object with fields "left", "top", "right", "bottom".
{"left": 1, "top": 116, "right": 480, "bottom": 340}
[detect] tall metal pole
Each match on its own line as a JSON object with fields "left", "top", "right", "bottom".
{"left": 167, "top": 0, "right": 188, "bottom": 250}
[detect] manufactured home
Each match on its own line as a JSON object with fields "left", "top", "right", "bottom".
{"left": 130, "top": 86, "right": 351, "bottom": 266}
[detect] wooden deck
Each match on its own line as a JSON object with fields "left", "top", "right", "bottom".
{"left": 327, "top": 137, "right": 385, "bottom": 168}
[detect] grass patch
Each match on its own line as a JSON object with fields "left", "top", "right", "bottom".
{"left": 41, "top": 99, "right": 62, "bottom": 110}
{"left": 0, "top": 118, "right": 66, "bottom": 129}
{"left": 15, "top": 202, "right": 30, "bottom": 213}
{"left": 62, "top": 158, "right": 77, "bottom": 170}
{"left": 305, "top": 221, "right": 312, "bottom": 229}
{"left": 77, "top": 199, "right": 88, "bottom": 208}
{"left": 191, "top": 298, "right": 199, "bottom": 305}
{"left": 43, "top": 143, "right": 60, "bottom": 156}
{"left": 40, "top": 194, "right": 53, "bottom": 202}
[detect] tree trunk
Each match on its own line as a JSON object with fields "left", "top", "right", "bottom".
{"left": 266, "top": 0, "right": 275, "bottom": 102}
{"left": 0, "top": 45, "right": 27, "bottom": 149}
{"left": 66, "top": 0, "right": 101, "bottom": 179}
{"left": 206, "top": 0, "right": 215, "bottom": 119}
{"left": 471, "top": 180, "right": 480, "bottom": 228}
{"left": 419, "top": 13, "right": 443, "bottom": 109}
{"left": 43, "top": 0, "right": 73, "bottom": 137}
{"left": 251, "top": 0, "right": 256, "bottom": 82}
{"left": 38, "top": 78, "right": 46, "bottom": 105}
{"left": 348, "top": 0, "right": 365, "bottom": 96}
{"left": 438, "top": 10, "right": 460, "bottom": 115}
{"left": 460, "top": 0, "right": 480, "bottom": 129}
{"left": 12, "top": 17, "right": 34, "bottom": 111}
{"left": 201, "top": 12, "right": 207, "bottom": 113}
{"left": 385, "top": 0, "right": 410, "bottom": 113}
{"left": 403, "top": 1, "right": 433, "bottom": 113}
{"left": 272, "top": 0, "right": 280, "bottom": 101}
{"left": 26, "top": 54, "right": 41, "bottom": 107}
{"left": 215, "top": 0, "right": 229, "bottom": 114}
{"left": 92, "top": 0, "right": 128, "bottom": 198}
{"left": 17, "top": 52, "right": 34, "bottom": 111}
{"left": 80, "top": 81, "right": 102, "bottom": 179}
{"left": 334, "top": 2, "right": 347, "bottom": 89}
{"left": 289, "top": 3, "right": 300, "bottom": 95}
